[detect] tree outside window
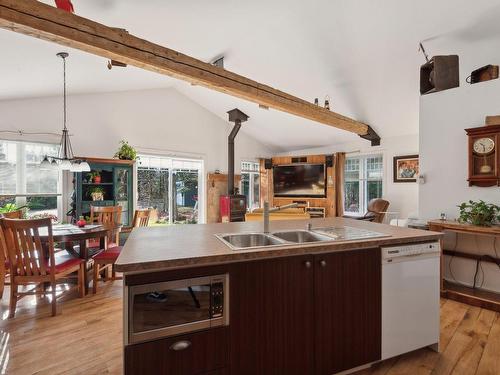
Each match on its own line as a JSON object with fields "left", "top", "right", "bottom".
{"left": 241, "top": 161, "right": 260, "bottom": 211}
{"left": 137, "top": 155, "right": 203, "bottom": 225}
{"left": 344, "top": 155, "right": 383, "bottom": 215}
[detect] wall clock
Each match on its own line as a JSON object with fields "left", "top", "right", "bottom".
{"left": 466, "top": 124, "right": 500, "bottom": 187}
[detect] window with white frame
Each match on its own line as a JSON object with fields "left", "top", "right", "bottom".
{"left": 344, "top": 155, "right": 383, "bottom": 215}
{"left": 137, "top": 155, "right": 204, "bottom": 224}
{"left": 0, "top": 140, "right": 61, "bottom": 220}
{"left": 241, "top": 161, "right": 260, "bottom": 211}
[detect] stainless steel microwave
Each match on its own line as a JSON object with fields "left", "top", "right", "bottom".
{"left": 127, "top": 274, "right": 229, "bottom": 344}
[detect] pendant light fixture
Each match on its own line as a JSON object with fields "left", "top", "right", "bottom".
{"left": 41, "top": 52, "right": 90, "bottom": 172}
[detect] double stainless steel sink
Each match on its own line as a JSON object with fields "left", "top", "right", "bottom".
{"left": 215, "top": 229, "right": 337, "bottom": 250}
{"left": 215, "top": 226, "right": 388, "bottom": 250}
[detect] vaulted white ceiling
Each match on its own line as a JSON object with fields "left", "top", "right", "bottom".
{"left": 1, "top": 0, "right": 500, "bottom": 151}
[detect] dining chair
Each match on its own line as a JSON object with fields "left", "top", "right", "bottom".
{"left": 132, "top": 209, "right": 151, "bottom": 228}
{"left": 91, "top": 209, "right": 150, "bottom": 294}
{"left": 0, "top": 210, "right": 23, "bottom": 300}
{"left": 1, "top": 218, "right": 85, "bottom": 318}
{"left": 89, "top": 205, "right": 123, "bottom": 247}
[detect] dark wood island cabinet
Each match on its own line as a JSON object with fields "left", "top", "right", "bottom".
{"left": 124, "top": 249, "right": 381, "bottom": 375}
{"left": 117, "top": 218, "right": 442, "bottom": 375}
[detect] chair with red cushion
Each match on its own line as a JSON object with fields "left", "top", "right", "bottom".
{"left": 92, "top": 209, "right": 151, "bottom": 294}
{"left": 1, "top": 217, "right": 85, "bottom": 318}
{"left": 89, "top": 205, "right": 122, "bottom": 245}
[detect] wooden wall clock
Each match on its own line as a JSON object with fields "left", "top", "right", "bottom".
{"left": 466, "top": 124, "right": 500, "bottom": 187}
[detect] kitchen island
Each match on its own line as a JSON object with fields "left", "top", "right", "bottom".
{"left": 116, "top": 218, "right": 443, "bottom": 375}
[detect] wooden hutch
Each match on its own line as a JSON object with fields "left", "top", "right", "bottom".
{"left": 73, "top": 157, "right": 135, "bottom": 226}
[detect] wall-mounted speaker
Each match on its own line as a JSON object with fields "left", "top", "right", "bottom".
{"left": 264, "top": 158, "right": 273, "bottom": 170}
{"left": 325, "top": 155, "right": 334, "bottom": 168}
{"left": 420, "top": 55, "right": 459, "bottom": 95}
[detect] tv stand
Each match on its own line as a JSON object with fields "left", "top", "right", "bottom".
{"left": 259, "top": 154, "right": 336, "bottom": 217}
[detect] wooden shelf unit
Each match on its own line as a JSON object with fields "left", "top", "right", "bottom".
{"left": 428, "top": 219, "right": 500, "bottom": 312}
{"left": 259, "top": 154, "right": 336, "bottom": 217}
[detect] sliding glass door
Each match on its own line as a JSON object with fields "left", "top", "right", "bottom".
{"left": 137, "top": 155, "right": 203, "bottom": 225}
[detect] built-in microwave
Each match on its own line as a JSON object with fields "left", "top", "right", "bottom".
{"left": 127, "top": 274, "right": 229, "bottom": 344}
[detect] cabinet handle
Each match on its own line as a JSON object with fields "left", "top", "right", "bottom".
{"left": 305, "top": 261, "right": 312, "bottom": 268}
{"left": 320, "top": 260, "right": 327, "bottom": 267}
{"left": 169, "top": 340, "right": 192, "bottom": 351}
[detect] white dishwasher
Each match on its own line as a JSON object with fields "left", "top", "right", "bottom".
{"left": 381, "top": 242, "right": 441, "bottom": 360}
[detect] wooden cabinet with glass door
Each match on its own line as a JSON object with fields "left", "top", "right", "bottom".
{"left": 73, "top": 157, "right": 135, "bottom": 226}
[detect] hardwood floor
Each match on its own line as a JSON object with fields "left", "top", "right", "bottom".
{"left": 0, "top": 283, "right": 123, "bottom": 375}
{"left": 357, "top": 299, "right": 500, "bottom": 375}
{"left": 0, "top": 284, "right": 498, "bottom": 375}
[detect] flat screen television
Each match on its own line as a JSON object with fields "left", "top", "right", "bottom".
{"left": 273, "top": 164, "right": 326, "bottom": 198}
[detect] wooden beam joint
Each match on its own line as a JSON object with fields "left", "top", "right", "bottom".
{"left": 358, "top": 125, "right": 381, "bottom": 146}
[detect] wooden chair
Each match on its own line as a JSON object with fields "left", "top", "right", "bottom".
{"left": 0, "top": 210, "right": 23, "bottom": 299}
{"left": 92, "top": 209, "right": 151, "bottom": 294}
{"left": 89, "top": 205, "right": 123, "bottom": 247}
{"left": 1, "top": 218, "right": 85, "bottom": 318}
{"left": 132, "top": 209, "right": 151, "bottom": 228}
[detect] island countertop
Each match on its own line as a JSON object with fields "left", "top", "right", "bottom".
{"left": 115, "top": 217, "right": 443, "bottom": 273}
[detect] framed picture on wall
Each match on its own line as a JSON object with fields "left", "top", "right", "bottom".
{"left": 393, "top": 155, "right": 419, "bottom": 183}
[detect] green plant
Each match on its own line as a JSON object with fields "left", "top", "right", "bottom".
{"left": 88, "top": 186, "right": 105, "bottom": 199}
{"left": 114, "top": 140, "right": 138, "bottom": 160}
{"left": 0, "top": 203, "right": 26, "bottom": 213}
{"left": 87, "top": 171, "right": 100, "bottom": 179}
{"left": 458, "top": 200, "right": 500, "bottom": 226}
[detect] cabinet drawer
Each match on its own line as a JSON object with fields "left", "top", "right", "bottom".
{"left": 203, "top": 369, "right": 228, "bottom": 375}
{"left": 124, "top": 327, "right": 228, "bottom": 375}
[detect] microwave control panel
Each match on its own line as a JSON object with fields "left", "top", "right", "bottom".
{"left": 210, "top": 281, "right": 224, "bottom": 318}
{"left": 210, "top": 280, "right": 224, "bottom": 318}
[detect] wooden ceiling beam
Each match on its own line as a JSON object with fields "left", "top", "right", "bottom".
{"left": 0, "top": 0, "right": 379, "bottom": 141}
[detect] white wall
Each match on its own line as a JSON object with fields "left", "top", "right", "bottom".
{"left": 0, "top": 88, "right": 272, "bottom": 173}
{"left": 419, "top": 81, "right": 500, "bottom": 219}
{"left": 279, "top": 134, "right": 420, "bottom": 219}
{"left": 0, "top": 88, "right": 273, "bottom": 222}
{"left": 419, "top": 73, "right": 500, "bottom": 293}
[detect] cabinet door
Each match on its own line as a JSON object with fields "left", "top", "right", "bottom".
{"left": 114, "top": 166, "right": 132, "bottom": 225}
{"left": 314, "top": 249, "right": 381, "bottom": 374}
{"left": 230, "top": 255, "right": 314, "bottom": 375}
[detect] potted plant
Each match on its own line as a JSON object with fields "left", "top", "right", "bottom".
{"left": 458, "top": 200, "right": 500, "bottom": 227}
{"left": 114, "top": 140, "right": 138, "bottom": 160}
{"left": 88, "top": 186, "right": 105, "bottom": 201}
{"left": 88, "top": 171, "right": 101, "bottom": 184}
{"left": 0, "top": 203, "right": 28, "bottom": 218}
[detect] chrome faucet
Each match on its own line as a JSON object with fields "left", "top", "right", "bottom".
{"left": 263, "top": 201, "right": 299, "bottom": 233}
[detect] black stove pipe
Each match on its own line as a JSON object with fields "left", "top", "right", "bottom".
{"left": 226, "top": 108, "right": 249, "bottom": 195}
{"left": 227, "top": 120, "right": 241, "bottom": 195}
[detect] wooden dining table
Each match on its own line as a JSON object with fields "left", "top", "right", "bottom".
{"left": 38, "top": 223, "right": 121, "bottom": 294}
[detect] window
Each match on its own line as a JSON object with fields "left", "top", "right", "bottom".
{"left": 241, "top": 161, "right": 260, "bottom": 211}
{"left": 137, "top": 155, "right": 203, "bottom": 224}
{"left": 344, "top": 155, "right": 383, "bottom": 215}
{"left": 0, "top": 140, "right": 61, "bottom": 220}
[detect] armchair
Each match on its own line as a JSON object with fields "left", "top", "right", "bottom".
{"left": 343, "top": 198, "right": 390, "bottom": 223}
